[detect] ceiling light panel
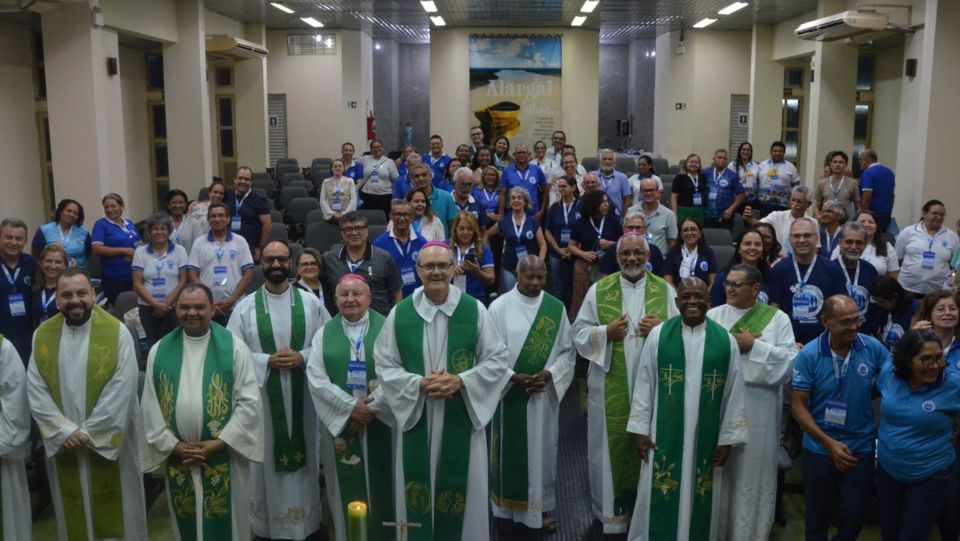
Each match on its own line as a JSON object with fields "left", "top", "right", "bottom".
{"left": 718, "top": 2, "right": 749, "bottom": 16}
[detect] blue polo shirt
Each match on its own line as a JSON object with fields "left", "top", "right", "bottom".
{"left": 344, "top": 162, "right": 364, "bottom": 182}
{"left": 423, "top": 153, "right": 452, "bottom": 182}
{"left": 663, "top": 246, "right": 719, "bottom": 285}
{"left": 877, "top": 361, "right": 960, "bottom": 482}
{"left": 0, "top": 253, "right": 37, "bottom": 362}
{"left": 860, "top": 163, "right": 895, "bottom": 214}
{"left": 372, "top": 230, "right": 425, "bottom": 298}
{"left": 830, "top": 259, "right": 879, "bottom": 332}
{"left": 225, "top": 189, "right": 270, "bottom": 257}
{"left": 91, "top": 217, "right": 141, "bottom": 281}
{"left": 544, "top": 199, "right": 581, "bottom": 258}
{"left": 393, "top": 175, "right": 416, "bottom": 200}
{"left": 501, "top": 163, "right": 549, "bottom": 213}
{"left": 475, "top": 187, "right": 501, "bottom": 228}
{"left": 32, "top": 286, "right": 59, "bottom": 326}
{"left": 595, "top": 170, "right": 633, "bottom": 216}
{"left": 877, "top": 299, "right": 919, "bottom": 350}
{"left": 453, "top": 243, "right": 495, "bottom": 301}
{"left": 768, "top": 255, "right": 847, "bottom": 345}
{"left": 453, "top": 193, "right": 483, "bottom": 222}
{"left": 499, "top": 215, "right": 541, "bottom": 273}
{"left": 702, "top": 166, "right": 744, "bottom": 219}
{"left": 792, "top": 332, "right": 886, "bottom": 455}
{"left": 32, "top": 222, "right": 92, "bottom": 270}
{"left": 945, "top": 339, "right": 960, "bottom": 382}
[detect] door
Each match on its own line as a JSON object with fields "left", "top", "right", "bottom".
{"left": 268, "top": 94, "right": 287, "bottom": 167}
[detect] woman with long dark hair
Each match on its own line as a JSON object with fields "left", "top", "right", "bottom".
{"left": 31, "top": 198, "right": 92, "bottom": 269}
{"left": 710, "top": 227, "right": 771, "bottom": 306}
{"left": 664, "top": 217, "right": 718, "bottom": 289}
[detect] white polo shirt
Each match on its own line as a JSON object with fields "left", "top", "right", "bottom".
{"left": 131, "top": 241, "right": 189, "bottom": 306}
{"left": 637, "top": 202, "right": 678, "bottom": 254}
{"left": 188, "top": 231, "right": 254, "bottom": 300}
{"left": 757, "top": 159, "right": 799, "bottom": 208}
{"left": 895, "top": 223, "right": 960, "bottom": 294}
{"left": 760, "top": 210, "right": 820, "bottom": 257}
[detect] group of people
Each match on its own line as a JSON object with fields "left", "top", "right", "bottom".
{"left": 2, "top": 128, "right": 960, "bottom": 541}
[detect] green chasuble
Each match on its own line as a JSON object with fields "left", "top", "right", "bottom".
{"left": 33, "top": 305, "right": 124, "bottom": 541}
{"left": 395, "top": 294, "right": 478, "bottom": 541}
{"left": 650, "top": 316, "right": 732, "bottom": 541}
{"left": 153, "top": 324, "right": 235, "bottom": 541}
{"left": 254, "top": 286, "right": 308, "bottom": 472}
{"left": 321, "top": 310, "right": 394, "bottom": 541}
{"left": 594, "top": 272, "right": 669, "bottom": 515}
{"left": 490, "top": 293, "right": 564, "bottom": 510}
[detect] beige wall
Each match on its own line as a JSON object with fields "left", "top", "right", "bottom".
{"left": 771, "top": 11, "right": 816, "bottom": 61}
{"left": 870, "top": 45, "right": 903, "bottom": 173}
{"left": 119, "top": 46, "right": 154, "bottom": 217}
{"left": 101, "top": 0, "right": 177, "bottom": 43}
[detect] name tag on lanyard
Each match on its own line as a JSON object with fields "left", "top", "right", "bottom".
{"left": 401, "top": 266, "right": 416, "bottom": 286}
{"left": 691, "top": 177, "right": 703, "bottom": 206}
{"left": 824, "top": 398, "right": 848, "bottom": 428}
{"left": 8, "top": 293, "right": 26, "bottom": 317}
{"left": 347, "top": 360, "right": 367, "bottom": 390}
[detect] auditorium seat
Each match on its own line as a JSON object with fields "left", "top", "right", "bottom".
{"left": 304, "top": 222, "right": 342, "bottom": 252}
{"left": 277, "top": 186, "right": 309, "bottom": 210}
{"left": 357, "top": 209, "right": 387, "bottom": 225}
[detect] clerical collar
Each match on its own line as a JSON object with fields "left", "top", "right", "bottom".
{"left": 343, "top": 311, "right": 370, "bottom": 328}
{"left": 619, "top": 273, "right": 645, "bottom": 289}
{"left": 681, "top": 319, "right": 707, "bottom": 330}
{"left": 413, "top": 286, "right": 461, "bottom": 322}
{"left": 184, "top": 329, "right": 212, "bottom": 342}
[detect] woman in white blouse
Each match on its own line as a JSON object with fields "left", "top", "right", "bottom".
{"left": 319, "top": 158, "right": 357, "bottom": 222}
{"left": 358, "top": 139, "right": 399, "bottom": 218}
{"left": 831, "top": 210, "right": 899, "bottom": 278}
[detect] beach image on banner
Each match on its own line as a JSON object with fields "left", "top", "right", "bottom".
{"left": 469, "top": 35, "right": 562, "bottom": 147}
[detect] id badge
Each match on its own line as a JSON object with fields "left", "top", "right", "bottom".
{"left": 922, "top": 250, "right": 936, "bottom": 270}
{"left": 332, "top": 198, "right": 343, "bottom": 212}
{"left": 692, "top": 192, "right": 703, "bottom": 207}
{"left": 708, "top": 190, "right": 718, "bottom": 202}
{"left": 347, "top": 360, "right": 367, "bottom": 390}
{"left": 8, "top": 293, "right": 26, "bottom": 317}
{"left": 824, "top": 398, "right": 848, "bottom": 428}
{"left": 792, "top": 293, "right": 812, "bottom": 321}
{"left": 231, "top": 216, "right": 242, "bottom": 232}
{"left": 401, "top": 267, "right": 416, "bottom": 286}
{"left": 560, "top": 227, "right": 571, "bottom": 244}
{"left": 213, "top": 265, "right": 229, "bottom": 286}
{"left": 516, "top": 246, "right": 528, "bottom": 257}
{"left": 151, "top": 277, "right": 167, "bottom": 300}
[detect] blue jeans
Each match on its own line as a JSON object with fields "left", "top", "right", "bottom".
{"left": 878, "top": 464, "right": 952, "bottom": 541}
{"left": 549, "top": 254, "right": 574, "bottom": 306}
{"left": 801, "top": 449, "right": 874, "bottom": 541}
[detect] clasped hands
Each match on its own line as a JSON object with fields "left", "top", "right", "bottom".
{"left": 606, "top": 314, "right": 661, "bottom": 341}
{"left": 511, "top": 371, "right": 552, "bottom": 395}
{"left": 419, "top": 369, "right": 463, "bottom": 400}
{"left": 267, "top": 349, "right": 305, "bottom": 371}
{"left": 173, "top": 439, "right": 226, "bottom": 467}
{"left": 346, "top": 396, "right": 377, "bottom": 436}
{"left": 632, "top": 434, "right": 730, "bottom": 467}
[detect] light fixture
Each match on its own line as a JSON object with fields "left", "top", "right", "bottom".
{"left": 718, "top": 2, "right": 749, "bottom": 15}
{"left": 420, "top": 0, "right": 438, "bottom": 12}
{"left": 301, "top": 17, "right": 324, "bottom": 28}
{"left": 269, "top": 2, "right": 294, "bottom": 14}
{"left": 571, "top": 15, "right": 587, "bottom": 26}
{"left": 430, "top": 15, "right": 446, "bottom": 26}
{"left": 580, "top": 0, "right": 599, "bottom": 13}
{"left": 692, "top": 17, "right": 718, "bottom": 28}
{"left": 375, "top": 42, "right": 381, "bottom": 50}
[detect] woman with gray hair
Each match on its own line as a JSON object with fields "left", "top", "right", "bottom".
{"left": 131, "top": 212, "right": 189, "bottom": 346}
{"left": 293, "top": 247, "right": 325, "bottom": 306}
{"left": 484, "top": 186, "right": 547, "bottom": 293}
{"left": 819, "top": 199, "right": 848, "bottom": 255}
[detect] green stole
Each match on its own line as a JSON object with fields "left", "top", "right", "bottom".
{"left": 729, "top": 302, "right": 778, "bottom": 335}
{"left": 153, "top": 324, "right": 235, "bottom": 541}
{"left": 395, "top": 294, "right": 478, "bottom": 541}
{"left": 490, "top": 293, "right": 564, "bottom": 510}
{"left": 254, "top": 286, "right": 308, "bottom": 471}
{"left": 322, "top": 311, "right": 394, "bottom": 541}
{"left": 594, "top": 272, "right": 668, "bottom": 515}
{"left": 650, "top": 316, "right": 732, "bottom": 540}
{"left": 33, "top": 306, "right": 124, "bottom": 540}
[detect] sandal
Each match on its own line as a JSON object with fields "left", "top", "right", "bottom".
{"left": 542, "top": 514, "right": 558, "bottom": 533}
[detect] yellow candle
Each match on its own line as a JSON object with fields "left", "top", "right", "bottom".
{"left": 347, "top": 501, "right": 368, "bottom": 541}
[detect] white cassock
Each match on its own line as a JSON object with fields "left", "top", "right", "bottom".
{"left": 140, "top": 329, "right": 264, "bottom": 541}
{"left": 626, "top": 320, "right": 748, "bottom": 541}
{"left": 227, "top": 287, "right": 329, "bottom": 540}
{"left": 306, "top": 312, "right": 397, "bottom": 541}
{"left": 28, "top": 318, "right": 147, "bottom": 541}
{"left": 488, "top": 288, "right": 576, "bottom": 528}
{"left": 571, "top": 274, "right": 679, "bottom": 534}
{"left": 0, "top": 339, "right": 31, "bottom": 540}
{"left": 707, "top": 304, "right": 797, "bottom": 541}
{"left": 374, "top": 287, "right": 510, "bottom": 541}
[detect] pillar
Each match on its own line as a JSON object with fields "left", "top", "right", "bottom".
{"left": 748, "top": 24, "right": 783, "bottom": 149}
{"left": 235, "top": 22, "right": 268, "bottom": 171}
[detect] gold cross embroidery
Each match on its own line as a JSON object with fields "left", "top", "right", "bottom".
{"left": 383, "top": 520, "right": 422, "bottom": 541}
{"left": 659, "top": 364, "right": 684, "bottom": 395}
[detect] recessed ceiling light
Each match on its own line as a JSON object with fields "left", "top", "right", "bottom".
{"left": 270, "top": 2, "right": 294, "bottom": 14}
{"left": 301, "top": 17, "right": 324, "bottom": 28}
{"left": 420, "top": 0, "right": 438, "bottom": 13}
{"left": 580, "top": 0, "right": 599, "bottom": 13}
{"left": 693, "top": 17, "right": 718, "bottom": 28}
{"left": 718, "top": 2, "right": 749, "bottom": 15}
{"left": 375, "top": 42, "right": 381, "bottom": 50}
{"left": 430, "top": 15, "right": 446, "bottom": 26}
{"left": 571, "top": 15, "right": 587, "bottom": 26}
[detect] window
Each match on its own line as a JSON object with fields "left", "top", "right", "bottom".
{"left": 216, "top": 96, "right": 237, "bottom": 180}
{"left": 215, "top": 66, "right": 233, "bottom": 88}
{"left": 148, "top": 102, "right": 169, "bottom": 205}
{"left": 146, "top": 53, "right": 164, "bottom": 90}
{"left": 287, "top": 34, "right": 337, "bottom": 55}
{"left": 781, "top": 98, "right": 802, "bottom": 163}
{"left": 33, "top": 32, "right": 46, "bottom": 100}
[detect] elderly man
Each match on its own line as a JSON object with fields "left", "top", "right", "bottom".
{"left": 307, "top": 274, "right": 396, "bottom": 541}
{"left": 572, "top": 233, "right": 679, "bottom": 534}
{"left": 373, "top": 199, "right": 426, "bottom": 298}
{"left": 501, "top": 144, "right": 550, "bottom": 221}
{"left": 393, "top": 152, "right": 424, "bottom": 201}
{"left": 141, "top": 283, "right": 263, "bottom": 540}
{"left": 28, "top": 269, "right": 147, "bottom": 539}
{"left": 544, "top": 130, "right": 567, "bottom": 169}
{"left": 627, "top": 277, "right": 747, "bottom": 541}
{"left": 188, "top": 201, "right": 255, "bottom": 324}
{"left": 409, "top": 162, "right": 459, "bottom": 238}
{"left": 702, "top": 148, "right": 745, "bottom": 231}
{"left": 635, "top": 177, "right": 678, "bottom": 254}
{"left": 0, "top": 330, "right": 31, "bottom": 539}
{"left": 374, "top": 241, "right": 509, "bottom": 540}
{"left": 224, "top": 165, "right": 272, "bottom": 260}
{"left": 322, "top": 211, "right": 403, "bottom": 315}
{"left": 858, "top": 149, "right": 896, "bottom": 232}
{"left": 830, "top": 222, "right": 879, "bottom": 326}
{"left": 746, "top": 185, "right": 820, "bottom": 257}
{"left": 488, "top": 256, "right": 576, "bottom": 532}
{"left": 708, "top": 264, "right": 798, "bottom": 541}
{"left": 596, "top": 148, "right": 633, "bottom": 216}
{"left": 226, "top": 241, "right": 329, "bottom": 540}
{"left": 623, "top": 208, "right": 665, "bottom": 277}
{"left": 0, "top": 218, "right": 37, "bottom": 362}
{"left": 451, "top": 167, "right": 483, "bottom": 220}
{"left": 792, "top": 295, "right": 888, "bottom": 541}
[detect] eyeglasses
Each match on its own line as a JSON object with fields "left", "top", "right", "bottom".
{"left": 624, "top": 225, "right": 645, "bottom": 232}
{"left": 340, "top": 226, "right": 367, "bottom": 234}
{"left": 834, "top": 316, "right": 866, "bottom": 328}
{"left": 418, "top": 262, "right": 452, "bottom": 272}
{"left": 262, "top": 256, "right": 290, "bottom": 264}
{"left": 722, "top": 280, "right": 755, "bottom": 289}
{"left": 932, "top": 305, "right": 960, "bottom": 314}
{"left": 640, "top": 188, "right": 659, "bottom": 194}
{"left": 916, "top": 354, "right": 945, "bottom": 368}
{"left": 391, "top": 212, "right": 412, "bottom": 218}
{"left": 298, "top": 261, "right": 319, "bottom": 268}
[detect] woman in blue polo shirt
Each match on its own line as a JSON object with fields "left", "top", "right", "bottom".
{"left": 544, "top": 175, "right": 580, "bottom": 306}
{"left": 451, "top": 212, "right": 495, "bottom": 304}
{"left": 877, "top": 328, "right": 960, "bottom": 541}
{"left": 485, "top": 186, "right": 546, "bottom": 294}
{"left": 31, "top": 198, "right": 92, "bottom": 269}
{"left": 664, "top": 217, "right": 719, "bottom": 290}
{"left": 31, "top": 243, "right": 67, "bottom": 326}
{"left": 868, "top": 276, "right": 919, "bottom": 350}
{"left": 92, "top": 193, "right": 141, "bottom": 305}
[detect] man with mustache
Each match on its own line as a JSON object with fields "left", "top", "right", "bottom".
{"left": 141, "top": 282, "right": 263, "bottom": 540}
{"left": 227, "top": 241, "right": 330, "bottom": 540}
{"left": 28, "top": 269, "right": 147, "bottom": 539}
{"left": 627, "top": 277, "right": 747, "bottom": 541}
{"left": 571, "top": 233, "right": 678, "bottom": 534}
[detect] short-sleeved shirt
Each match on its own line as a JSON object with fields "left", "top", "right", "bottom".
{"left": 131, "top": 241, "right": 190, "bottom": 306}
{"left": 0, "top": 253, "right": 37, "bottom": 361}
{"left": 729, "top": 160, "right": 760, "bottom": 201}
{"left": 702, "top": 166, "right": 744, "bottom": 219}
{"left": 453, "top": 193, "right": 484, "bottom": 222}
{"left": 91, "top": 217, "right": 142, "bottom": 281}
{"left": 32, "top": 222, "right": 92, "bottom": 270}
{"left": 360, "top": 156, "right": 399, "bottom": 196}
{"left": 423, "top": 153, "right": 452, "bottom": 182}
{"left": 501, "top": 163, "right": 549, "bottom": 213}
{"left": 710, "top": 268, "right": 770, "bottom": 307}
{"left": 792, "top": 332, "right": 886, "bottom": 455}
{"left": 499, "top": 215, "right": 542, "bottom": 273}
{"left": 570, "top": 212, "right": 623, "bottom": 275}
{"left": 768, "top": 254, "right": 847, "bottom": 345}
{"left": 894, "top": 223, "right": 960, "bottom": 294}
{"left": 187, "top": 232, "right": 254, "bottom": 301}
{"left": 671, "top": 173, "right": 708, "bottom": 208}
{"left": 544, "top": 199, "right": 581, "bottom": 257}
{"left": 452, "top": 243, "right": 495, "bottom": 301}
{"left": 372, "top": 230, "right": 426, "bottom": 298}
{"left": 427, "top": 189, "right": 459, "bottom": 239}
{"left": 876, "top": 300, "right": 919, "bottom": 350}
{"left": 392, "top": 175, "right": 416, "bottom": 200}
{"left": 757, "top": 159, "right": 799, "bottom": 209}
{"left": 639, "top": 203, "right": 678, "bottom": 254}
{"left": 344, "top": 161, "right": 364, "bottom": 182}
{"left": 663, "top": 245, "right": 719, "bottom": 285}
{"left": 475, "top": 187, "right": 501, "bottom": 228}
{"left": 596, "top": 170, "right": 632, "bottom": 216}
{"left": 830, "top": 259, "right": 879, "bottom": 329}
{"left": 877, "top": 361, "right": 960, "bottom": 482}
{"left": 224, "top": 189, "right": 270, "bottom": 258}
{"left": 814, "top": 176, "right": 860, "bottom": 212}
{"left": 321, "top": 243, "right": 402, "bottom": 316}
{"left": 860, "top": 163, "right": 895, "bottom": 214}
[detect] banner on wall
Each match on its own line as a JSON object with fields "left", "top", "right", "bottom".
{"left": 469, "top": 34, "right": 562, "bottom": 148}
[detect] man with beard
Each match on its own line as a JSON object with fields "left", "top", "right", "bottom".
{"left": 227, "top": 241, "right": 329, "bottom": 540}
{"left": 141, "top": 283, "right": 263, "bottom": 540}
{"left": 488, "top": 256, "right": 576, "bottom": 532}
{"left": 307, "top": 274, "right": 397, "bottom": 541}
{"left": 28, "top": 269, "right": 147, "bottom": 539}
{"left": 0, "top": 325, "right": 32, "bottom": 539}
{"left": 595, "top": 148, "right": 632, "bottom": 216}
{"left": 829, "top": 222, "right": 879, "bottom": 331}
{"left": 572, "top": 233, "right": 679, "bottom": 534}
{"left": 627, "top": 277, "right": 748, "bottom": 541}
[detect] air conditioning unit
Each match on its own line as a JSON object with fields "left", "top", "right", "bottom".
{"left": 795, "top": 10, "right": 889, "bottom": 41}
{"left": 205, "top": 36, "right": 268, "bottom": 61}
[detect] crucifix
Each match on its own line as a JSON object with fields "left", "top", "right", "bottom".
{"left": 383, "top": 520, "right": 422, "bottom": 541}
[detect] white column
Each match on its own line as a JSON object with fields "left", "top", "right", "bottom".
{"left": 340, "top": 30, "right": 375, "bottom": 149}
{"left": 235, "top": 22, "right": 269, "bottom": 171}
{"left": 748, "top": 24, "right": 783, "bottom": 148}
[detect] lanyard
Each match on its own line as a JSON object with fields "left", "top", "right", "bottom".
{"left": 831, "top": 347, "right": 853, "bottom": 392}
{"left": 113, "top": 219, "right": 133, "bottom": 237}
{"left": 516, "top": 166, "right": 531, "bottom": 185}
{"left": 513, "top": 215, "right": 526, "bottom": 240}
{"left": 214, "top": 243, "right": 224, "bottom": 263}
{"left": 714, "top": 168, "right": 725, "bottom": 183}
{"left": 823, "top": 229, "right": 839, "bottom": 254}
{"left": 843, "top": 261, "right": 861, "bottom": 289}
{"left": 153, "top": 249, "right": 168, "bottom": 275}
{"left": 347, "top": 258, "right": 363, "bottom": 273}
{"left": 41, "top": 288, "right": 57, "bottom": 310}
{"left": 792, "top": 257, "right": 816, "bottom": 288}
{"left": 235, "top": 190, "right": 251, "bottom": 216}
{"left": 919, "top": 223, "right": 940, "bottom": 252}
{"left": 392, "top": 236, "right": 411, "bottom": 260}
{"left": 828, "top": 177, "right": 846, "bottom": 200}
{"left": 689, "top": 174, "right": 700, "bottom": 192}
{"left": 562, "top": 201, "right": 575, "bottom": 225}
{"left": 681, "top": 245, "right": 698, "bottom": 274}
{"left": 350, "top": 319, "right": 369, "bottom": 361}
{"left": 2, "top": 265, "right": 21, "bottom": 286}
{"left": 600, "top": 174, "right": 613, "bottom": 190}
{"left": 454, "top": 244, "right": 471, "bottom": 264}
{"left": 481, "top": 188, "right": 497, "bottom": 205}
{"left": 590, "top": 216, "right": 605, "bottom": 237}
{"left": 59, "top": 225, "right": 74, "bottom": 245}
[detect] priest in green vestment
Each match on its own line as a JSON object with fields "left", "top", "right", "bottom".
{"left": 374, "top": 241, "right": 510, "bottom": 541}
{"left": 27, "top": 269, "right": 147, "bottom": 540}
{"left": 628, "top": 277, "right": 748, "bottom": 541}
{"left": 306, "top": 273, "right": 396, "bottom": 541}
